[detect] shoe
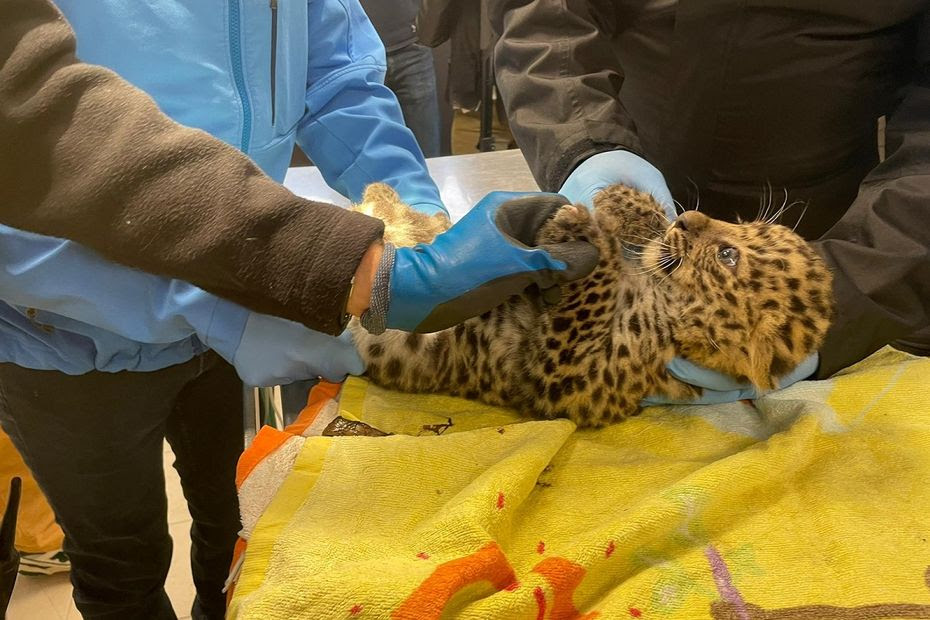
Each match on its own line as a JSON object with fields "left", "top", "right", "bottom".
{"left": 18, "top": 550, "right": 70, "bottom": 576}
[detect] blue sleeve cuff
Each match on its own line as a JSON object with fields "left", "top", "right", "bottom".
{"left": 201, "top": 299, "right": 252, "bottom": 364}
{"left": 400, "top": 195, "right": 448, "bottom": 217}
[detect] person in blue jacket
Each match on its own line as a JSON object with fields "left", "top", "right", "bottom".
{"left": 0, "top": 2, "right": 596, "bottom": 618}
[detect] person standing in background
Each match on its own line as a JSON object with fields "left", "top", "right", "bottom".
{"left": 360, "top": 0, "right": 442, "bottom": 157}
{"left": 0, "top": 431, "right": 67, "bottom": 576}
{"left": 418, "top": 0, "right": 516, "bottom": 153}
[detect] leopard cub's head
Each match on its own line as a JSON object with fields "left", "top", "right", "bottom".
{"left": 641, "top": 210, "right": 834, "bottom": 390}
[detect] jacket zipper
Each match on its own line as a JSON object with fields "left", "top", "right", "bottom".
{"left": 228, "top": 0, "right": 252, "bottom": 151}
{"left": 270, "top": 0, "right": 278, "bottom": 126}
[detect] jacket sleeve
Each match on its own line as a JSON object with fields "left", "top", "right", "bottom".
{"left": 814, "top": 10, "right": 930, "bottom": 377}
{"left": 296, "top": 0, "right": 446, "bottom": 216}
{"left": 489, "top": 0, "right": 643, "bottom": 192}
{"left": 0, "top": 225, "right": 250, "bottom": 361}
{"left": 0, "top": 0, "right": 384, "bottom": 336}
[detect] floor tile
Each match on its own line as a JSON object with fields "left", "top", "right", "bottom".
{"left": 164, "top": 447, "right": 192, "bottom": 525}
{"left": 166, "top": 518, "right": 196, "bottom": 618}
{"left": 64, "top": 597, "right": 83, "bottom": 620}
{"left": 37, "top": 572, "right": 76, "bottom": 619}
{"left": 9, "top": 574, "right": 66, "bottom": 619}
{"left": 9, "top": 444, "right": 198, "bottom": 618}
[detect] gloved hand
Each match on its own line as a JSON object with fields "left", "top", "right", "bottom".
{"left": 231, "top": 313, "right": 365, "bottom": 387}
{"left": 559, "top": 150, "right": 676, "bottom": 219}
{"left": 641, "top": 353, "right": 820, "bottom": 406}
{"left": 368, "top": 192, "right": 600, "bottom": 333}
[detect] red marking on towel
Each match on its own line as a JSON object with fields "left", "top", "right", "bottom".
{"left": 504, "top": 581, "right": 520, "bottom": 592}
{"left": 350, "top": 604, "right": 363, "bottom": 615}
{"left": 629, "top": 608, "right": 642, "bottom": 618}
{"left": 416, "top": 552, "right": 430, "bottom": 560}
{"left": 534, "top": 586, "right": 547, "bottom": 620}
{"left": 497, "top": 492, "right": 505, "bottom": 510}
{"left": 605, "top": 540, "right": 616, "bottom": 558}
{"left": 537, "top": 541, "right": 546, "bottom": 555}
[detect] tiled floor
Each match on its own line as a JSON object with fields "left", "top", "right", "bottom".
{"left": 7, "top": 441, "right": 197, "bottom": 619}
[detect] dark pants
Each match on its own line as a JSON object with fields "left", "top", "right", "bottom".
{"left": 0, "top": 352, "right": 243, "bottom": 620}
{"left": 386, "top": 43, "right": 442, "bottom": 158}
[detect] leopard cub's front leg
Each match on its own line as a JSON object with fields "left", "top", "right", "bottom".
{"left": 349, "top": 183, "right": 465, "bottom": 396}
{"left": 353, "top": 182, "right": 451, "bottom": 245}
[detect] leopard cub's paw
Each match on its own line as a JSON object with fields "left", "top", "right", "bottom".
{"left": 352, "top": 182, "right": 399, "bottom": 219}
{"left": 354, "top": 182, "right": 450, "bottom": 246}
{"left": 536, "top": 204, "right": 596, "bottom": 245}
{"left": 593, "top": 184, "right": 669, "bottom": 245}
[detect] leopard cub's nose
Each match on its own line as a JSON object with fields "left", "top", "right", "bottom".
{"left": 673, "top": 210, "right": 709, "bottom": 233}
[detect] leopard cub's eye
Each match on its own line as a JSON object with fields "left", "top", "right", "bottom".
{"left": 717, "top": 246, "right": 740, "bottom": 268}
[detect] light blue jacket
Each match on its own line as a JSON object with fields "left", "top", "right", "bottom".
{"left": 0, "top": 0, "right": 444, "bottom": 375}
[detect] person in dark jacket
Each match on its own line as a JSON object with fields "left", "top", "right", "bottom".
{"left": 360, "top": 0, "right": 442, "bottom": 157}
{"left": 490, "top": 0, "right": 930, "bottom": 400}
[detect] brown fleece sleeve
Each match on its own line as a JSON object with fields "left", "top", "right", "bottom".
{"left": 0, "top": 0, "right": 384, "bottom": 335}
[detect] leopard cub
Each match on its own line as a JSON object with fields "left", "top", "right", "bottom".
{"left": 350, "top": 183, "right": 833, "bottom": 428}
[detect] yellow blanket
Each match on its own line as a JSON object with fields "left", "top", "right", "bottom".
{"left": 228, "top": 348, "right": 930, "bottom": 619}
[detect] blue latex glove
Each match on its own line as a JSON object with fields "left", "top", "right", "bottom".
{"left": 384, "top": 192, "right": 600, "bottom": 333}
{"left": 641, "top": 353, "right": 820, "bottom": 406}
{"left": 230, "top": 313, "right": 365, "bottom": 387}
{"left": 559, "top": 150, "right": 676, "bottom": 219}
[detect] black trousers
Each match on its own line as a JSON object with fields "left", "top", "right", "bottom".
{"left": 385, "top": 43, "right": 442, "bottom": 158}
{"left": 0, "top": 352, "right": 243, "bottom": 619}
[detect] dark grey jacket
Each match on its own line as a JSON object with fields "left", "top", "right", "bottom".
{"left": 491, "top": 0, "right": 930, "bottom": 377}
{"left": 359, "top": 0, "right": 419, "bottom": 52}
{"left": 418, "top": 0, "right": 486, "bottom": 110}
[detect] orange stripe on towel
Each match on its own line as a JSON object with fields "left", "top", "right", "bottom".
{"left": 235, "top": 426, "right": 292, "bottom": 489}
{"left": 392, "top": 542, "right": 517, "bottom": 619}
{"left": 284, "top": 381, "right": 342, "bottom": 436}
{"left": 235, "top": 381, "right": 342, "bottom": 489}
{"left": 531, "top": 557, "right": 600, "bottom": 619}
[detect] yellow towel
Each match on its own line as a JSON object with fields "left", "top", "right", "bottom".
{"left": 229, "top": 348, "right": 930, "bottom": 619}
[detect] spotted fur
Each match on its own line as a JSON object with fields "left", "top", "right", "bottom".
{"left": 350, "top": 183, "right": 834, "bottom": 428}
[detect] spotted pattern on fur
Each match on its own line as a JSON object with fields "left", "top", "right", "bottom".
{"left": 349, "top": 184, "right": 834, "bottom": 428}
